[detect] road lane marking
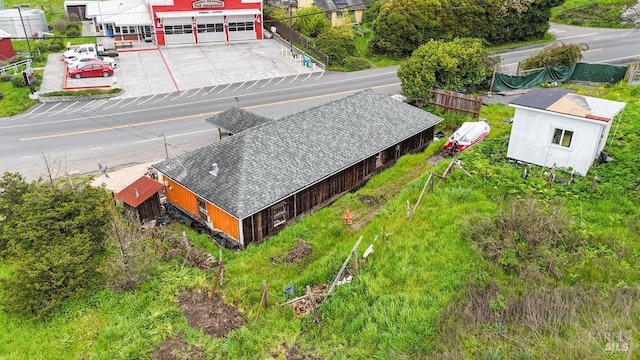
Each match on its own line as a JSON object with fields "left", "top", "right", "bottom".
{"left": 23, "top": 103, "right": 46, "bottom": 116}
{"left": 33, "top": 102, "right": 61, "bottom": 118}
{"left": 233, "top": 81, "right": 247, "bottom": 91}
{"left": 315, "top": 70, "right": 325, "bottom": 80}
{"left": 103, "top": 99, "right": 125, "bottom": 110}
{"left": 203, "top": 85, "right": 218, "bottom": 96}
{"left": 133, "top": 129, "right": 216, "bottom": 143}
{"left": 138, "top": 94, "right": 157, "bottom": 105}
{"left": 90, "top": 147, "right": 102, "bottom": 150}
{"left": 49, "top": 101, "right": 79, "bottom": 117}
{"left": 187, "top": 88, "right": 203, "bottom": 98}
{"left": 153, "top": 93, "right": 172, "bottom": 104}
{"left": 170, "top": 91, "right": 188, "bottom": 101}
{"left": 303, "top": 72, "right": 312, "bottom": 81}
{"left": 120, "top": 97, "right": 141, "bottom": 108}
{"left": 595, "top": 53, "right": 640, "bottom": 63}
{"left": 557, "top": 33, "right": 598, "bottom": 40}
{"left": 246, "top": 80, "right": 260, "bottom": 90}
{"left": 20, "top": 82, "right": 400, "bottom": 141}
{"left": 275, "top": 76, "right": 286, "bottom": 86}
{"left": 289, "top": 74, "right": 300, "bottom": 83}
{"left": 260, "top": 78, "right": 274, "bottom": 88}
{"left": 79, "top": 99, "right": 96, "bottom": 112}
{"left": 217, "top": 83, "right": 232, "bottom": 94}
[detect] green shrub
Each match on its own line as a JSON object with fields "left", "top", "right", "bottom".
{"left": 66, "top": 27, "right": 81, "bottom": 37}
{"left": 315, "top": 26, "right": 356, "bottom": 66}
{"left": 67, "top": 22, "right": 82, "bottom": 31}
{"left": 53, "top": 19, "right": 68, "bottom": 33}
{"left": 0, "top": 75, "right": 12, "bottom": 82}
{"left": 342, "top": 56, "right": 373, "bottom": 71}
{"left": 34, "top": 42, "right": 48, "bottom": 53}
{"left": 10, "top": 74, "right": 25, "bottom": 88}
{"left": 48, "top": 40, "right": 65, "bottom": 52}
{"left": 519, "top": 43, "right": 583, "bottom": 70}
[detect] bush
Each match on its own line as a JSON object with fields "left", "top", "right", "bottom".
{"left": 1, "top": 74, "right": 12, "bottom": 82}
{"left": 48, "top": 40, "right": 65, "bottom": 52}
{"left": 519, "top": 43, "right": 583, "bottom": 70}
{"left": 53, "top": 19, "right": 68, "bottom": 33}
{"left": 34, "top": 42, "right": 48, "bottom": 53}
{"left": 11, "top": 74, "right": 26, "bottom": 88}
{"left": 66, "top": 27, "right": 81, "bottom": 37}
{"left": 342, "top": 56, "right": 373, "bottom": 71}
{"left": 315, "top": 26, "right": 356, "bottom": 66}
{"left": 67, "top": 22, "right": 82, "bottom": 32}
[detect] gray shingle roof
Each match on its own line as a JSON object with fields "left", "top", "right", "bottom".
{"left": 205, "top": 107, "right": 272, "bottom": 134}
{"left": 313, "top": 0, "right": 367, "bottom": 11}
{"left": 153, "top": 90, "right": 442, "bottom": 219}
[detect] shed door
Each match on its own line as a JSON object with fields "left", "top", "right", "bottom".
{"left": 227, "top": 15, "right": 256, "bottom": 41}
{"left": 163, "top": 18, "right": 194, "bottom": 45}
{"left": 196, "top": 17, "right": 226, "bottom": 43}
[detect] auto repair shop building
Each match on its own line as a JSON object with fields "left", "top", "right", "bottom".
{"left": 150, "top": 0, "right": 263, "bottom": 45}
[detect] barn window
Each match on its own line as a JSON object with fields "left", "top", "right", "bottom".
{"left": 552, "top": 128, "right": 573, "bottom": 148}
{"left": 197, "top": 197, "right": 208, "bottom": 220}
{"left": 271, "top": 202, "right": 287, "bottom": 227}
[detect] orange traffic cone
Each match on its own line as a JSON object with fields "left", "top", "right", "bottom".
{"left": 344, "top": 209, "right": 352, "bottom": 224}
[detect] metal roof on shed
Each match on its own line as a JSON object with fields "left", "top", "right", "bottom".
{"left": 86, "top": 0, "right": 152, "bottom": 26}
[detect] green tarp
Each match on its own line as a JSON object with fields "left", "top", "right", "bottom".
{"left": 492, "top": 62, "right": 628, "bottom": 92}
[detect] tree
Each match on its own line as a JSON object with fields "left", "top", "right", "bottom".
{"left": 621, "top": 1, "right": 640, "bottom": 27}
{"left": 293, "top": 6, "right": 331, "bottom": 38}
{"left": 315, "top": 26, "right": 357, "bottom": 66}
{"left": 368, "top": 0, "right": 435, "bottom": 57}
{"left": 101, "top": 213, "right": 160, "bottom": 292}
{"left": 0, "top": 172, "right": 34, "bottom": 254}
{"left": 518, "top": 42, "right": 583, "bottom": 70}
{"left": 397, "top": 38, "right": 492, "bottom": 101}
{"left": 0, "top": 179, "right": 111, "bottom": 318}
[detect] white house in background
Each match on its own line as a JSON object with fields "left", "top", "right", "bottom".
{"left": 506, "top": 88, "right": 626, "bottom": 176}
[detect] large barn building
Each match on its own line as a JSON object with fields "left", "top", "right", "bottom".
{"left": 153, "top": 90, "right": 442, "bottom": 248}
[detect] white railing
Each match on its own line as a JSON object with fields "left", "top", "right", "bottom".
{"left": 0, "top": 59, "right": 32, "bottom": 76}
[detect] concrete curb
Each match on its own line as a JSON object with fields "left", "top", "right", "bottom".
{"left": 38, "top": 90, "right": 124, "bottom": 103}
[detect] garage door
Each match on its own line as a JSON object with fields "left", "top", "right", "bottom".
{"left": 227, "top": 15, "right": 255, "bottom": 41}
{"left": 196, "top": 17, "right": 226, "bottom": 43}
{"left": 163, "top": 18, "right": 194, "bottom": 45}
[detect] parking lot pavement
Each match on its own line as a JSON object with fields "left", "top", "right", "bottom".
{"left": 39, "top": 39, "right": 319, "bottom": 99}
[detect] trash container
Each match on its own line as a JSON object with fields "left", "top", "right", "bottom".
{"left": 303, "top": 55, "right": 312, "bottom": 68}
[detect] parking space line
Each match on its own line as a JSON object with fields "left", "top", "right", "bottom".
{"left": 20, "top": 155, "right": 34, "bottom": 159}
{"left": 103, "top": 99, "right": 125, "bottom": 110}
{"left": 84, "top": 99, "right": 109, "bottom": 112}
{"left": 12, "top": 103, "right": 45, "bottom": 120}
{"left": 217, "top": 83, "right": 233, "bottom": 94}
{"left": 289, "top": 74, "right": 300, "bottom": 83}
{"left": 246, "top": 80, "right": 260, "bottom": 90}
{"left": 32, "top": 103, "right": 62, "bottom": 118}
{"left": 78, "top": 100, "right": 96, "bottom": 112}
{"left": 203, "top": 85, "right": 218, "bottom": 96}
{"left": 138, "top": 94, "right": 157, "bottom": 105}
{"left": 49, "top": 101, "right": 79, "bottom": 117}
{"left": 170, "top": 91, "right": 188, "bottom": 101}
{"left": 187, "top": 88, "right": 203, "bottom": 98}
{"left": 153, "top": 93, "right": 172, "bottom": 104}
{"left": 90, "top": 147, "right": 102, "bottom": 150}
{"left": 260, "top": 78, "right": 274, "bottom": 88}
{"left": 303, "top": 72, "right": 312, "bottom": 82}
{"left": 315, "top": 70, "right": 325, "bottom": 80}
{"left": 275, "top": 76, "right": 286, "bottom": 86}
{"left": 120, "top": 97, "right": 141, "bottom": 108}
{"left": 232, "top": 81, "right": 247, "bottom": 91}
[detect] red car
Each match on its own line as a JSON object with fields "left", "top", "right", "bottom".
{"left": 68, "top": 60, "right": 114, "bottom": 79}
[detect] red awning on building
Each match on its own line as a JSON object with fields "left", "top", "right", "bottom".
{"left": 115, "top": 176, "right": 164, "bottom": 208}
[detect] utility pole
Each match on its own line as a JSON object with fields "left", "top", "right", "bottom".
{"left": 13, "top": 5, "right": 32, "bottom": 57}
{"left": 289, "top": 1, "right": 293, "bottom": 55}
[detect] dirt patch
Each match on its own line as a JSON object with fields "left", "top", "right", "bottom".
{"left": 152, "top": 338, "right": 206, "bottom": 360}
{"left": 357, "top": 195, "right": 382, "bottom": 206}
{"left": 427, "top": 154, "right": 446, "bottom": 167}
{"left": 284, "top": 240, "right": 313, "bottom": 263}
{"left": 284, "top": 343, "right": 322, "bottom": 360}
{"left": 178, "top": 291, "right": 244, "bottom": 337}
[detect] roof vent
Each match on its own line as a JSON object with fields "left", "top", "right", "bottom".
{"left": 134, "top": 188, "right": 139, "bottom": 198}
{"left": 209, "top": 163, "right": 219, "bottom": 176}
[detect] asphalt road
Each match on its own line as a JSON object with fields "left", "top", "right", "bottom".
{"left": 1, "top": 24, "right": 638, "bottom": 180}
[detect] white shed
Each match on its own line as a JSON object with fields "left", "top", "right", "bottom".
{"left": 506, "top": 88, "right": 626, "bottom": 176}
{"left": 0, "top": 8, "right": 49, "bottom": 38}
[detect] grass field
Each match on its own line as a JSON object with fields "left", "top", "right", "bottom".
{"left": 551, "top": 0, "right": 636, "bottom": 27}
{"left": 1, "top": 82, "right": 639, "bottom": 359}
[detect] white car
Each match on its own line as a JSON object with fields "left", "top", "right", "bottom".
{"left": 67, "top": 55, "right": 117, "bottom": 69}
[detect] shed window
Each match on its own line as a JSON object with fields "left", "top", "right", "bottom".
{"left": 197, "top": 197, "right": 208, "bottom": 220}
{"left": 271, "top": 202, "right": 287, "bottom": 228}
{"left": 552, "top": 128, "right": 573, "bottom": 147}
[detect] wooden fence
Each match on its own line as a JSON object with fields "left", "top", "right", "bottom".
{"left": 428, "top": 89, "right": 482, "bottom": 119}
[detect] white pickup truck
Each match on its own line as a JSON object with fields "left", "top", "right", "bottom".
{"left": 62, "top": 43, "right": 118, "bottom": 63}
